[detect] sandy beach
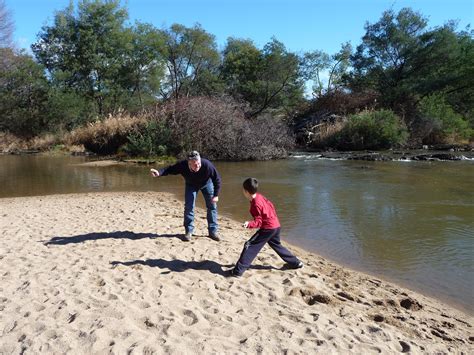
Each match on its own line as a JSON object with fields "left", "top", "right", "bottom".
{"left": 0, "top": 192, "right": 472, "bottom": 354}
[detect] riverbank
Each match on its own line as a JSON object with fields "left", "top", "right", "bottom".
{"left": 290, "top": 147, "right": 474, "bottom": 162}
{"left": 0, "top": 192, "right": 472, "bottom": 353}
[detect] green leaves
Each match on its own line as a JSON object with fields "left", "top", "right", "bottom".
{"left": 0, "top": 49, "right": 49, "bottom": 136}
{"left": 160, "top": 23, "right": 222, "bottom": 99}
{"left": 32, "top": 0, "right": 166, "bottom": 116}
{"left": 336, "top": 110, "right": 408, "bottom": 150}
{"left": 347, "top": 8, "right": 473, "bottom": 144}
{"left": 222, "top": 37, "right": 304, "bottom": 117}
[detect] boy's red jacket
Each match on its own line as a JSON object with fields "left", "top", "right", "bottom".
{"left": 247, "top": 193, "right": 281, "bottom": 229}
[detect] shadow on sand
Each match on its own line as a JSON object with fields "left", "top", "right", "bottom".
{"left": 110, "top": 258, "right": 279, "bottom": 277}
{"left": 111, "top": 258, "right": 231, "bottom": 276}
{"left": 44, "top": 231, "right": 185, "bottom": 245}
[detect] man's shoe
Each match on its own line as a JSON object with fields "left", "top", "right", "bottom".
{"left": 209, "top": 232, "right": 220, "bottom": 241}
{"left": 183, "top": 232, "right": 193, "bottom": 241}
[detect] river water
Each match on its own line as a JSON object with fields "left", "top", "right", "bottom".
{"left": 1, "top": 154, "right": 473, "bottom": 313}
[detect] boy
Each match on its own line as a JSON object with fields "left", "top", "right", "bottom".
{"left": 229, "top": 178, "right": 303, "bottom": 277}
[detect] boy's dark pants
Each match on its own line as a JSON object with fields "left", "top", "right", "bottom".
{"left": 233, "top": 227, "right": 300, "bottom": 276}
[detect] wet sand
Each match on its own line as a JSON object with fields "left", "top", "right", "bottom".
{"left": 0, "top": 192, "right": 472, "bottom": 353}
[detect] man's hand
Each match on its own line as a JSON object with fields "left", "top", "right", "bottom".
{"left": 150, "top": 168, "right": 160, "bottom": 177}
{"left": 243, "top": 221, "right": 249, "bottom": 228}
{"left": 211, "top": 196, "right": 219, "bottom": 203}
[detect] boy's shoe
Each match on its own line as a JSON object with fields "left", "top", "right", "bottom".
{"left": 287, "top": 261, "right": 304, "bottom": 269}
{"left": 209, "top": 232, "right": 220, "bottom": 241}
{"left": 226, "top": 269, "right": 242, "bottom": 278}
{"left": 183, "top": 232, "right": 193, "bottom": 241}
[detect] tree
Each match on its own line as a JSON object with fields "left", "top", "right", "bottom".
{"left": 221, "top": 37, "right": 262, "bottom": 101}
{"left": 222, "top": 37, "right": 304, "bottom": 117}
{"left": 160, "top": 23, "right": 222, "bottom": 99}
{"left": 327, "top": 43, "right": 352, "bottom": 93}
{"left": 0, "top": 0, "right": 14, "bottom": 48}
{"left": 0, "top": 48, "right": 50, "bottom": 136}
{"left": 32, "top": 0, "right": 132, "bottom": 116}
{"left": 300, "top": 50, "right": 330, "bottom": 97}
{"left": 350, "top": 8, "right": 429, "bottom": 109}
{"left": 349, "top": 7, "right": 473, "bottom": 138}
{"left": 301, "top": 43, "right": 352, "bottom": 98}
{"left": 119, "top": 22, "right": 166, "bottom": 110}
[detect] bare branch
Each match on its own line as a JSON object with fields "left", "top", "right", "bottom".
{"left": 0, "top": 0, "right": 14, "bottom": 48}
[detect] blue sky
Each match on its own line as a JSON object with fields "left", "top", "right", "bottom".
{"left": 7, "top": 0, "right": 473, "bottom": 55}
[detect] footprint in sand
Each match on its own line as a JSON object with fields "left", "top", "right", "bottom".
{"left": 372, "top": 314, "right": 384, "bottom": 322}
{"left": 288, "top": 287, "right": 332, "bottom": 306}
{"left": 399, "top": 340, "right": 410, "bottom": 353}
{"left": 182, "top": 309, "right": 199, "bottom": 326}
{"left": 400, "top": 297, "right": 423, "bottom": 311}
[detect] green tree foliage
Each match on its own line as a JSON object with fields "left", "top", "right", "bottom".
{"left": 347, "top": 8, "right": 473, "bottom": 144}
{"left": 123, "top": 119, "right": 171, "bottom": 157}
{"left": 118, "top": 22, "right": 166, "bottom": 111}
{"left": 335, "top": 109, "right": 408, "bottom": 150}
{"left": 439, "top": 28, "right": 474, "bottom": 118}
{"left": 160, "top": 23, "right": 222, "bottom": 99}
{"left": 46, "top": 87, "right": 96, "bottom": 130}
{"left": 32, "top": 0, "right": 130, "bottom": 115}
{"left": 222, "top": 37, "right": 304, "bottom": 117}
{"left": 0, "top": 48, "right": 50, "bottom": 137}
{"left": 32, "top": 0, "right": 166, "bottom": 118}
{"left": 300, "top": 50, "right": 330, "bottom": 97}
{"left": 221, "top": 38, "right": 264, "bottom": 102}
{"left": 350, "top": 8, "right": 429, "bottom": 111}
{"left": 418, "top": 94, "right": 473, "bottom": 143}
{"left": 350, "top": 8, "right": 473, "bottom": 116}
{"left": 301, "top": 43, "right": 352, "bottom": 98}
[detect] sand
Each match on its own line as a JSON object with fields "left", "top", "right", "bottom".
{"left": 0, "top": 192, "right": 472, "bottom": 354}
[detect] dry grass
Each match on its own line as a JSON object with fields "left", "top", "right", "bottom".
{"left": 0, "top": 132, "right": 61, "bottom": 153}
{"left": 0, "top": 132, "right": 28, "bottom": 153}
{"left": 0, "top": 132, "right": 85, "bottom": 154}
{"left": 29, "top": 134, "right": 59, "bottom": 150}
{"left": 64, "top": 114, "right": 147, "bottom": 155}
{"left": 306, "top": 117, "right": 346, "bottom": 147}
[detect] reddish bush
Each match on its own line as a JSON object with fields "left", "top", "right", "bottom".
{"left": 310, "top": 90, "right": 379, "bottom": 116}
{"left": 146, "top": 96, "right": 294, "bottom": 160}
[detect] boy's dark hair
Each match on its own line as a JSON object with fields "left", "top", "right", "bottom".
{"left": 243, "top": 178, "right": 258, "bottom": 194}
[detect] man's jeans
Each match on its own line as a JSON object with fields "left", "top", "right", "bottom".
{"left": 184, "top": 179, "right": 218, "bottom": 235}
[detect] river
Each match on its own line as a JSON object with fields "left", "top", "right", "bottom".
{"left": 1, "top": 154, "right": 472, "bottom": 313}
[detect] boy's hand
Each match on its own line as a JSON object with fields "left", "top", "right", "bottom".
{"left": 150, "top": 169, "right": 160, "bottom": 177}
{"left": 211, "top": 196, "right": 219, "bottom": 203}
{"left": 243, "top": 221, "right": 249, "bottom": 228}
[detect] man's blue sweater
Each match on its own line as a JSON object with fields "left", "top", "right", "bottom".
{"left": 159, "top": 159, "right": 221, "bottom": 196}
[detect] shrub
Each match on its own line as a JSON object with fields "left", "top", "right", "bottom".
{"left": 418, "top": 94, "right": 473, "bottom": 144}
{"left": 310, "top": 90, "right": 379, "bottom": 116}
{"left": 145, "top": 96, "right": 294, "bottom": 160}
{"left": 122, "top": 120, "right": 171, "bottom": 157}
{"left": 335, "top": 109, "right": 408, "bottom": 150}
{"left": 63, "top": 97, "right": 294, "bottom": 159}
{"left": 65, "top": 114, "right": 147, "bottom": 155}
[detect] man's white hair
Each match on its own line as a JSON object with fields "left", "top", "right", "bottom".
{"left": 187, "top": 151, "right": 200, "bottom": 161}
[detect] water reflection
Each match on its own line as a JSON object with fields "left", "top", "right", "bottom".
{"left": 0, "top": 155, "right": 473, "bottom": 313}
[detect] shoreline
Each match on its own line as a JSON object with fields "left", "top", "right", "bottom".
{"left": 1, "top": 192, "right": 472, "bottom": 353}
{"left": 1, "top": 184, "right": 472, "bottom": 315}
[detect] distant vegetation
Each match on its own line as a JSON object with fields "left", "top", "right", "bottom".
{"left": 0, "top": 1, "right": 472, "bottom": 157}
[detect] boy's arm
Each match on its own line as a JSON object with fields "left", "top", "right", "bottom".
{"left": 246, "top": 203, "right": 263, "bottom": 229}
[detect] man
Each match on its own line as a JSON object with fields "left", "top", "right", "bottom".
{"left": 150, "top": 151, "right": 221, "bottom": 241}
